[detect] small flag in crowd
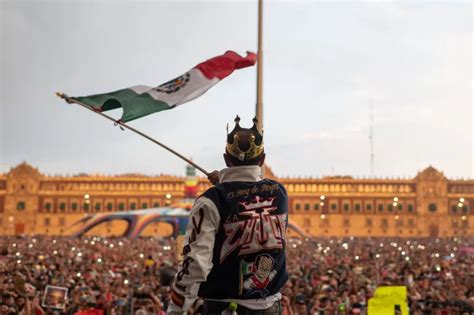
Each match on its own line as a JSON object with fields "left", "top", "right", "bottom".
{"left": 74, "top": 51, "right": 257, "bottom": 122}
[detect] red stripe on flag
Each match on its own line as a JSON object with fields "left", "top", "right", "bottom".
{"left": 195, "top": 51, "right": 257, "bottom": 80}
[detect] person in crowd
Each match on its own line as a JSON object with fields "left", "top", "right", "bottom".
{"left": 168, "top": 116, "right": 289, "bottom": 314}
{"left": 0, "top": 228, "right": 473, "bottom": 313}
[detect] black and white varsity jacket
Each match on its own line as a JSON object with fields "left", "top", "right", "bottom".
{"left": 168, "top": 165, "right": 288, "bottom": 314}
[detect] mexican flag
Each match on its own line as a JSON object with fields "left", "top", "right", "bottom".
{"left": 241, "top": 260, "right": 255, "bottom": 274}
{"left": 74, "top": 51, "right": 257, "bottom": 122}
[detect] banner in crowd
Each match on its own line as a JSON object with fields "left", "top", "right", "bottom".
{"left": 368, "top": 286, "right": 408, "bottom": 315}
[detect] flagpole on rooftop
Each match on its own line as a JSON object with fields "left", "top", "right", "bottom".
{"left": 55, "top": 92, "right": 210, "bottom": 177}
{"left": 256, "top": 0, "right": 266, "bottom": 178}
{"left": 256, "top": 0, "right": 263, "bottom": 132}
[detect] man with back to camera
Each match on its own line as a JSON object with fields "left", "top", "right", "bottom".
{"left": 167, "top": 116, "right": 289, "bottom": 315}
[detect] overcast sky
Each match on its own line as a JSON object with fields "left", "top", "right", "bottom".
{"left": 1, "top": 0, "right": 472, "bottom": 179}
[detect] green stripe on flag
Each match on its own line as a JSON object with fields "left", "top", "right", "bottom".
{"left": 76, "top": 88, "right": 139, "bottom": 111}
{"left": 75, "top": 89, "right": 173, "bottom": 122}
{"left": 241, "top": 261, "right": 254, "bottom": 274}
{"left": 120, "top": 93, "right": 172, "bottom": 122}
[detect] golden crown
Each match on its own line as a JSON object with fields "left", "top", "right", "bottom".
{"left": 226, "top": 116, "right": 264, "bottom": 161}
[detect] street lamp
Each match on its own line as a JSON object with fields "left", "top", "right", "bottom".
{"left": 393, "top": 197, "right": 403, "bottom": 237}
{"left": 393, "top": 197, "right": 399, "bottom": 210}
{"left": 458, "top": 198, "right": 465, "bottom": 223}
{"left": 319, "top": 195, "right": 326, "bottom": 213}
{"left": 84, "top": 193, "right": 90, "bottom": 204}
{"left": 320, "top": 195, "right": 326, "bottom": 212}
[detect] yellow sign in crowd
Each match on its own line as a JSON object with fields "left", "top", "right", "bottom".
{"left": 368, "top": 286, "right": 409, "bottom": 315}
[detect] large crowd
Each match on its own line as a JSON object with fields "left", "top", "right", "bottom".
{"left": 0, "top": 236, "right": 473, "bottom": 315}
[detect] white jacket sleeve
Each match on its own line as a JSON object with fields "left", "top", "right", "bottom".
{"left": 167, "top": 196, "right": 220, "bottom": 314}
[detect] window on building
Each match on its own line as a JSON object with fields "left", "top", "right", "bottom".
{"left": 388, "top": 204, "right": 393, "bottom": 212}
{"left": 304, "top": 203, "right": 310, "bottom": 211}
{"left": 95, "top": 203, "right": 101, "bottom": 212}
{"left": 382, "top": 218, "right": 388, "bottom": 227}
{"left": 366, "top": 204, "right": 372, "bottom": 211}
{"left": 71, "top": 203, "right": 78, "bottom": 211}
{"left": 59, "top": 217, "right": 66, "bottom": 226}
{"left": 142, "top": 203, "right": 148, "bottom": 209}
{"left": 331, "top": 203, "right": 337, "bottom": 211}
{"left": 397, "top": 204, "right": 403, "bottom": 211}
{"left": 45, "top": 203, "right": 52, "bottom": 212}
{"left": 408, "top": 218, "right": 415, "bottom": 226}
{"left": 462, "top": 205, "right": 469, "bottom": 214}
{"left": 313, "top": 204, "right": 319, "bottom": 211}
{"left": 354, "top": 204, "right": 361, "bottom": 212}
{"left": 17, "top": 201, "right": 25, "bottom": 211}
{"left": 59, "top": 202, "right": 66, "bottom": 212}
{"left": 153, "top": 202, "right": 160, "bottom": 208}
{"left": 366, "top": 218, "right": 373, "bottom": 227}
{"left": 428, "top": 203, "right": 437, "bottom": 212}
{"left": 295, "top": 203, "right": 301, "bottom": 211}
{"left": 396, "top": 219, "right": 404, "bottom": 227}
{"left": 343, "top": 203, "right": 350, "bottom": 212}
{"left": 378, "top": 204, "right": 384, "bottom": 212}
{"left": 118, "top": 203, "right": 125, "bottom": 211}
{"left": 83, "top": 203, "right": 89, "bottom": 212}
{"left": 107, "top": 203, "right": 113, "bottom": 211}
{"left": 408, "top": 204, "right": 414, "bottom": 213}
{"left": 130, "top": 203, "right": 136, "bottom": 210}
{"left": 44, "top": 218, "right": 50, "bottom": 226}
{"left": 451, "top": 205, "right": 458, "bottom": 214}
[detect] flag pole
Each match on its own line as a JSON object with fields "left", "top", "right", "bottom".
{"left": 256, "top": 0, "right": 266, "bottom": 178}
{"left": 256, "top": 0, "right": 264, "bottom": 132}
{"left": 55, "top": 92, "right": 210, "bottom": 177}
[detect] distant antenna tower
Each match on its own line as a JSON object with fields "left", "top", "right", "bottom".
{"left": 369, "top": 99, "right": 375, "bottom": 176}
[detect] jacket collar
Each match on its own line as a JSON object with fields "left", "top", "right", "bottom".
{"left": 218, "top": 165, "right": 262, "bottom": 183}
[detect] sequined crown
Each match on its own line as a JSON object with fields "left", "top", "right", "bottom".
{"left": 226, "top": 115, "right": 264, "bottom": 161}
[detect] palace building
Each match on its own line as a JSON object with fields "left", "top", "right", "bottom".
{"left": 0, "top": 162, "right": 472, "bottom": 237}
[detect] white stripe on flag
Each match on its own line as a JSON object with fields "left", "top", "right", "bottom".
{"left": 129, "top": 85, "right": 153, "bottom": 94}
{"left": 146, "top": 68, "right": 220, "bottom": 107}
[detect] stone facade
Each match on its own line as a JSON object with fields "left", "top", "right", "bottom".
{"left": 0, "top": 162, "right": 472, "bottom": 237}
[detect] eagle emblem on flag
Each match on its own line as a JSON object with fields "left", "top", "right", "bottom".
{"left": 154, "top": 72, "right": 191, "bottom": 94}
